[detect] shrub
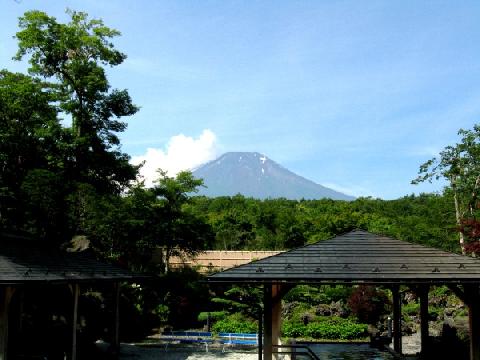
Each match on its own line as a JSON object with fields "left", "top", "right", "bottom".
{"left": 282, "top": 321, "right": 307, "bottom": 338}
{"left": 402, "top": 302, "right": 420, "bottom": 317}
{"left": 281, "top": 317, "right": 368, "bottom": 340}
{"left": 197, "top": 311, "right": 227, "bottom": 322}
{"left": 212, "top": 313, "right": 257, "bottom": 333}
{"left": 305, "top": 318, "right": 368, "bottom": 340}
{"left": 347, "top": 285, "right": 390, "bottom": 323}
{"left": 284, "top": 285, "right": 322, "bottom": 305}
{"left": 320, "top": 285, "right": 353, "bottom": 303}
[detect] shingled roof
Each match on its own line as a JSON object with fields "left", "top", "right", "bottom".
{"left": 0, "top": 234, "right": 142, "bottom": 284}
{"left": 207, "top": 229, "right": 480, "bottom": 285}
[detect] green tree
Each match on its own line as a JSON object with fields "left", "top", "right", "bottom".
{"left": 152, "top": 170, "right": 214, "bottom": 272}
{"left": 14, "top": 9, "right": 138, "bottom": 196}
{"left": 0, "top": 70, "right": 65, "bottom": 238}
{"left": 412, "top": 125, "right": 480, "bottom": 254}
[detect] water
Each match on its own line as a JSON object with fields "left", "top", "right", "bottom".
{"left": 300, "top": 343, "right": 396, "bottom": 360}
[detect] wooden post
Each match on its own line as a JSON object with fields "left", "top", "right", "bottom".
{"left": 271, "top": 285, "right": 282, "bottom": 350}
{"left": 0, "top": 287, "right": 14, "bottom": 360}
{"left": 263, "top": 285, "right": 273, "bottom": 360}
{"left": 258, "top": 309, "right": 263, "bottom": 360}
{"left": 392, "top": 285, "right": 402, "bottom": 355}
{"left": 111, "top": 282, "right": 120, "bottom": 359}
{"left": 418, "top": 286, "right": 429, "bottom": 356}
{"left": 466, "top": 285, "right": 480, "bottom": 360}
{"left": 71, "top": 284, "right": 79, "bottom": 360}
{"left": 448, "top": 284, "right": 480, "bottom": 360}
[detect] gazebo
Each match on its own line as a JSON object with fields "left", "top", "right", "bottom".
{"left": 207, "top": 229, "right": 480, "bottom": 360}
{"left": 0, "top": 234, "right": 144, "bottom": 360}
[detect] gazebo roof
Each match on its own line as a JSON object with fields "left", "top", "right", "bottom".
{"left": 0, "top": 234, "right": 142, "bottom": 285}
{"left": 207, "top": 229, "right": 480, "bottom": 285}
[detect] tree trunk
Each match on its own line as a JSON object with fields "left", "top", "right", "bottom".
{"left": 453, "top": 181, "right": 466, "bottom": 255}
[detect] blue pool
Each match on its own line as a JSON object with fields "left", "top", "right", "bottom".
{"left": 300, "top": 343, "right": 396, "bottom": 360}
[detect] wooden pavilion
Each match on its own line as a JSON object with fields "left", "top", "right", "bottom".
{"left": 207, "top": 229, "right": 480, "bottom": 360}
{"left": 0, "top": 234, "right": 143, "bottom": 360}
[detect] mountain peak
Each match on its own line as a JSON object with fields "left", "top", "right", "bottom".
{"left": 193, "top": 152, "right": 354, "bottom": 200}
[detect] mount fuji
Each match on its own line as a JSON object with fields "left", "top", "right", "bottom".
{"left": 192, "top": 152, "right": 354, "bottom": 200}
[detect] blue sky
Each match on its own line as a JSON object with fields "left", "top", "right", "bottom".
{"left": 2, "top": 0, "right": 480, "bottom": 199}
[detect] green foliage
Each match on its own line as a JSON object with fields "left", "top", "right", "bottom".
{"left": 14, "top": 9, "right": 138, "bottom": 227}
{"left": 212, "top": 313, "right": 257, "bottom": 334}
{"left": 285, "top": 303, "right": 315, "bottom": 324}
{"left": 284, "top": 285, "right": 323, "bottom": 305}
{"left": 197, "top": 311, "right": 228, "bottom": 322}
{"left": 189, "top": 194, "right": 457, "bottom": 253}
{"left": 402, "top": 303, "right": 420, "bottom": 317}
{"left": 282, "top": 321, "right": 306, "bottom": 338}
{"left": 282, "top": 318, "right": 368, "bottom": 340}
{"left": 412, "top": 124, "right": 480, "bottom": 253}
{"left": 320, "top": 285, "right": 353, "bottom": 304}
{"left": 151, "top": 170, "right": 214, "bottom": 272}
{"left": 211, "top": 285, "right": 263, "bottom": 319}
{"left": 306, "top": 319, "right": 368, "bottom": 340}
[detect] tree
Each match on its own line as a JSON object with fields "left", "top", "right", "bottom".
{"left": 0, "top": 70, "right": 66, "bottom": 238}
{"left": 151, "top": 170, "right": 214, "bottom": 272}
{"left": 412, "top": 125, "right": 480, "bottom": 254}
{"left": 14, "top": 9, "right": 138, "bottom": 196}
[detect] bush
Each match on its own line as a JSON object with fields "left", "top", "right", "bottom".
{"left": 282, "top": 321, "right": 307, "bottom": 338}
{"left": 320, "top": 285, "right": 353, "bottom": 303}
{"left": 198, "top": 311, "right": 228, "bottom": 322}
{"left": 402, "top": 302, "right": 420, "bottom": 316}
{"left": 306, "top": 318, "right": 368, "bottom": 340}
{"left": 212, "top": 313, "right": 257, "bottom": 333}
{"left": 284, "top": 285, "right": 322, "bottom": 305}
{"left": 347, "top": 285, "right": 390, "bottom": 323}
{"left": 281, "top": 317, "right": 368, "bottom": 340}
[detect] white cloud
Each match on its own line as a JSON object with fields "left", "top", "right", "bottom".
{"left": 131, "top": 129, "right": 218, "bottom": 187}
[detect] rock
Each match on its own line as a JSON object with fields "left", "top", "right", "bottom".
{"left": 444, "top": 308, "right": 455, "bottom": 317}
{"left": 315, "top": 304, "right": 332, "bottom": 317}
{"left": 404, "top": 292, "right": 416, "bottom": 303}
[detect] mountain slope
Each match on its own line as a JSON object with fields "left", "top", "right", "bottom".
{"left": 192, "top": 152, "right": 354, "bottom": 200}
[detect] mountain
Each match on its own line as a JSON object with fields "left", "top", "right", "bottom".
{"left": 192, "top": 152, "right": 355, "bottom": 200}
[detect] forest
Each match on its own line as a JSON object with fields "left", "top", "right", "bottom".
{"left": 2, "top": 9, "right": 480, "bottom": 355}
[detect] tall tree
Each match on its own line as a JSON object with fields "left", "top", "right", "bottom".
{"left": 412, "top": 125, "right": 480, "bottom": 254}
{"left": 0, "top": 70, "right": 65, "bottom": 238}
{"left": 151, "top": 170, "right": 213, "bottom": 272}
{"left": 14, "top": 9, "right": 138, "bottom": 195}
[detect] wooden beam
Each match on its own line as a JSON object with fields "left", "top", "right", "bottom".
{"left": 0, "top": 287, "right": 15, "bottom": 360}
{"left": 71, "top": 284, "right": 79, "bottom": 360}
{"left": 392, "top": 285, "right": 402, "bottom": 355}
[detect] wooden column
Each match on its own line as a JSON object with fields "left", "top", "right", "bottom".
{"left": 71, "top": 284, "right": 80, "bottom": 360}
{"left": 448, "top": 284, "right": 480, "bottom": 360}
{"left": 418, "top": 286, "right": 430, "bottom": 356}
{"left": 263, "top": 284, "right": 288, "bottom": 360}
{"left": 392, "top": 285, "right": 402, "bottom": 355}
{"left": 0, "top": 287, "right": 14, "bottom": 360}
{"left": 258, "top": 309, "right": 263, "bottom": 360}
{"left": 263, "top": 285, "right": 273, "bottom": 360}
{"left": 466, "top": 285, "right": 480, "bottom": 360}
{"left": 111, "top": 282, "right": 121, "bottom": 359}
{"left": 271, "top": 285, "right": 282, "bottom": 350}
